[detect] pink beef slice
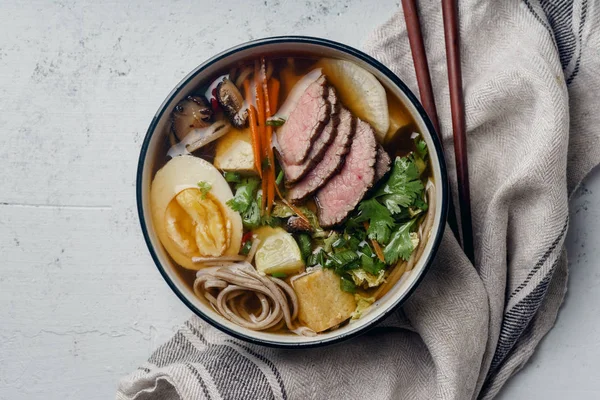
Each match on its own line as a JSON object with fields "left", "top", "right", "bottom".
{"left": 315, "top": 118, "right": 378, "bottom": 227}
{"left": 374, "top": 145, "right": 391, "bottom": 182}
{"left": 277, "top": 76, "right": 330, "bottom": 165}
{"left": 288, "top": 108, "right": 355, "bottom": 203}
{"left": 281, "top": 87, "right": 340, "bottom": 183}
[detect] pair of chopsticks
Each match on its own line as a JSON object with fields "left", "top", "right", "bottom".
{"left": 401, "top": 0, "right": 474, "bottom": 262}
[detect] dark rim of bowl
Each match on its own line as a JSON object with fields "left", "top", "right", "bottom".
{"left": 136, "top": 36, "right": 448, "bottom": 348}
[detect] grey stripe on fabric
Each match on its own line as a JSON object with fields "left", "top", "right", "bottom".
{"left": 566, "top": 0, "right": 588, "bottom": 84}
{"left": 185, "top": 363, "right": 212, "bottom": 400}
{"left": 184, "top": 320, "right": 208, "bottom": 345}
{"left": 539, "top": 0, "right": 576, "bottom": 70}
{"left": 183, "top": 323, "right": 276, "bottom": 400}
{"left": 225, "top": 340, "right": 288, "bottom": 400}
{"left": 522, "top": 0, "right": 555, "bottom": 41}
{"left": 488, "top": 257, "right": 560, "bottom": 376}
{"left": 149, "top": 332, "right": 194, "bottom": 367}
{"left": 508, "top": 217, "right": 568, "bottom": 299}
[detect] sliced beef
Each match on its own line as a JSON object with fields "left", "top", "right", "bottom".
{"left": 374, "top": 145, "right": 391, "bottom": 182}
{"left": 315, "top": 118, "right": 378, "bottom": 227}
{"left": 288, "top": 108, "right": 355, "bottom": 203}
{"left": 277, "top": 76, "right": 330, "bottom": 165}
{"left": 280, "top": 87, "right": 340, "bottom": 183}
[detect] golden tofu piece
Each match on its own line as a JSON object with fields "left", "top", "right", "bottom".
{"left": 214, "top": 128, "right": 257, "bottom": 174}
{"left": 293, "top": 269, "right": 356, "bottom": 332}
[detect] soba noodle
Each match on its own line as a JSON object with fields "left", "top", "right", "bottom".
{"left": 193, "top": 262, "right": 316, "bottom": 336}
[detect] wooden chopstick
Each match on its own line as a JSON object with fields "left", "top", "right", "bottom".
{"left": 442, "top": 0, "right": 474, "bottom": 262}
{"left": 401, "top": 0, "right": 460, "bottom": 241}
{"left": 401, "top": 0, "right": 441, "bottom": 135}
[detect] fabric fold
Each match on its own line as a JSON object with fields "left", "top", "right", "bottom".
{"left": 119, "top": 1, "right": 600, "bottom": 398}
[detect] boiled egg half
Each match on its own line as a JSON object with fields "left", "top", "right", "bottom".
{"left": 150, "top": 155, "right": 243, "bottom": 270}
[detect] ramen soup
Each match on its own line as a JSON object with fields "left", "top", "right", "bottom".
{"left": 150, "top": 56, "right": 435, "bottom": 336}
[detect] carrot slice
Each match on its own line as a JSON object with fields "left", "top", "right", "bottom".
{"left": 268, "top": 78, "right": 280, "bottom": 114}
{"left": 372, "top": 240, "right": 386, "bottom": 263}
{"left": 243, "top": 80, "right": 262, "bottom": 178}
{"left": 254, "top": 61, "right": 266, "bottom": 129}
{"left": 261, "top": 59, "right": 280, "bottom": 215}
{"left": 364, "top": 221, "right": 385, "bottom": 262}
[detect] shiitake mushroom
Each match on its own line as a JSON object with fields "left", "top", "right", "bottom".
{"left": 171, "top": 96, "right": 213, "bottom": 141}
{"left": 285, "top": 216, "right": 313, "bottom": 233}
{"left": 216, "top": 78, "right": 248, "bottom": 129}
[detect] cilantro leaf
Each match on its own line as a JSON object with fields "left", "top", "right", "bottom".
{"left": 226, "top": 178, "right": 260, "bottom": 213}
{"left": 355, "top": 199, "right": 395, "bottom": 244}
{"left": 375, "top": 156, "right": 424, "bottom": 213}
{"left": 414, "top": 137, "right": 428, "bottom": 160}
{"left": 383, "top": 219, "right": 417, "bottom": 264}
{"left": 223, "top": 171, "right": 241, "bottom": 183}
{"left": 197, "top": 181, "right": 212, "bottom": 199}
{"left": 413, "top": 197, "right": 428, "bottom": 212}
{"left": 241, "top": 200, "right": 261, "bottom": 229}
{"left": 260, "top": 214, "right": 283, "bottom": 227}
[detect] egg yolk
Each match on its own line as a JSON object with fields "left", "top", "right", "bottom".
{"left": 164, "top": 188, "right": 232, "bottom": 257}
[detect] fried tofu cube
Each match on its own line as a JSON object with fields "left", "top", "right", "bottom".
{"left": 214, "top": 128, "right": 257, "bottom": 174}
{"left": 293, "top": 269, "right": 356, "bottom": 332}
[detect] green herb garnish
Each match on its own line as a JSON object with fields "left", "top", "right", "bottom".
{"left": 197, "top": 181, "right": 212, "bottom": 199}
{"left": 340, "top": 276, "right": 357, "bottom": 293}
{"left": 227, "top": 178, "right": 260, "bottom": 213}
{"left": 275, "top": 170, "right": 284, "bottom": 185}
{"left": 266, "top": 118, "right": 285, "bottom": 126}
{"left": 359, "top": 252, "right": 386, "bottom": 275}
{"left": 224, "top": 171, "right": 242, "bottom": 183}
{"left": 307, "top": 248, "right": 326, "bottom": 267}
{"left": 261, "top": 158, "right": 271, "bottom": 170}
{"left": 296, "top": 233, "right": 312, "bottom": 261}
{"left": 323, "top": 232, "right": 340, "bottom": 252}
{"left": 240, "top": 239, "right": 253, "bottom": 255}
{"left": 271, "top": 272, "right": 287, "bottom": 279}
{"left": 329, "top": 250, "right": 358, "bottom": 268}
{"left": 374, "top": 156, "right": 424, "bottom": 214}
{"left": 242, "top": 200, "right": 261, "bottom": 229}
{"left": 354, "top": 198, "right": 395, "bottom": 245}
{"left": 414, "top": 137, "right": 428, "bottom": 161}
{"left": 383, "top": 219, "right": 417, "bottom": 264}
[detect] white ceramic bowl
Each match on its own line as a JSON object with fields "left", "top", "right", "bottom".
{"left": 136, "top": 36, "right": 448, "bottom": 347}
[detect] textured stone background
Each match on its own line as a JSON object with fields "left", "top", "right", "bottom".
{"left": 1, "top": 1, "right": 598, "bottom": 399}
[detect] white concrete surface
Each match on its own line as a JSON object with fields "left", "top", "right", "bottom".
{"left": 0, "top": 1, "right": 597, "bottom": 399}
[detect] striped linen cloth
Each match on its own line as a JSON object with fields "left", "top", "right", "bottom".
{"left": 118, "top": 1, "right": 600, "bottom": 399}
